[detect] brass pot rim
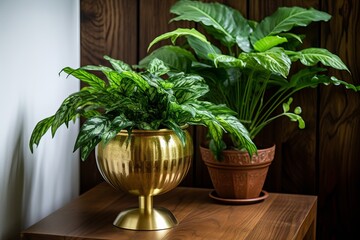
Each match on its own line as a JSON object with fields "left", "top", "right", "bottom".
{"left": 117, "top": 124, "right": 189, "bottom": 134}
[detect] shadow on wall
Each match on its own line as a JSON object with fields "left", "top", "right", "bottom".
{"left": 0, "top": 0, "right": 80, "bottom": 238}
{"left": 0, "top": 108, "right": 80, "bottom": 239}
{"left": 1, "top": 110, "right": 25, "bottom": 240}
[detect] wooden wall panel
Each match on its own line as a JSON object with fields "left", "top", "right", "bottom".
{"left": 80, "top": 0, "right": 360, "bottom": 239}
{"left": 319, "top": 0, "right": 360, "bottom": 239}
{"left": 80, "top": 0, "right": 138, "bottom": 192}
{"left": 138, "top": 0, "right": 190, "bottom": 59}
{"left": 81, "top": 0, "right": 138, "bottom": 65}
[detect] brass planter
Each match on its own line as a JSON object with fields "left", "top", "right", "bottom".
{"left": 96, "top": 128, "right": 193, "bottom": 230}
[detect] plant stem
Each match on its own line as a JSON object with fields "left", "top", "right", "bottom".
{"left": 249, "top": 72, "right": 270, "bottom": 129}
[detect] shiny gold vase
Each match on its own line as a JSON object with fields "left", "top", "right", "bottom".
{"left": 96, "top": 128, "right": 193, "bottom": 230}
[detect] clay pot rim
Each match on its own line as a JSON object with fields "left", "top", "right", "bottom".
{"left": 200, "top": 144, "right": 276, "bottom": 155}
{"left": 200, "top": 144, "right": 276, "bottom": 166}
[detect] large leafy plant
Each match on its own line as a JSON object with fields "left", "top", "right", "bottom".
{"left": 29, "top": 56, "right": 256, "bottom": 160}
{"left": 141, "top": 0, "right": 358, "bottom": 151}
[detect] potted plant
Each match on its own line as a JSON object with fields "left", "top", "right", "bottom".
{"left": 141, "top": 0, "right": 358, "bottom": 201}
{"left": 29, "top": 56, "right": 256, "bottom": 229}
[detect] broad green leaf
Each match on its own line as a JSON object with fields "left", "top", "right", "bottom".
{"left": 170, "top": 0, "right": 251, "bottom": 49}
{"left": 78, "top": 109, "right": 101, "bottom": 118}
{"left": 287, "top": 48, "right": 350, "bottom": 72}
{"left": 74, "top": 116, "right": 110, "bottom": 151}
{"left": 103, "top": 97, "right": 134, "bottom": 114}
{"left": 251, "top": 7, "right": 331, "bottom": 44}
{"left": 248, "top": 20, "right": 258, "bottom": 30}
{"left": 289, "top": 68, "right": 359, "bottom": 91}
{"left": 236, "top": 35, "right": 252, "bottom": 53}
{"left": 51, "top": 91, "right": 96, "bottom": 136}
{"left": 209, "top": 53, "right": 246, "bottom": 68}
{"left": 149, "top": 120, "right": 162, "bottom": 130}
{"left": 210, "top": 49, "right": 291, "bottom": 77}
{"left": 278, "top": 33, "right": 304, "bottom": 50}
{"left": 147, "top": 28, "right": 209, "bottom": 51}
{"left": 119, "top": 71, "right": 150, "bottom": 91}
{"left": 29, "top": 115, "right": 55, "bottom": 152}
{"left": 169, "top": 73, "right": 208, "bottom": 103}
{"left": 80, "top": 136, "right": 101, "bottom": 161}
{"left": 101, "top": 115, "right": 135, "bottom": 145}
{"left": 191, "top": 61, "right": 213, "bottom": 69}
{"left": 288, "top": 67, "right": 326, "bottom": 88}
{"left": 216, "top": 114, "right": 257, "bottom": 155}
{"left": 197, "top": 102, "right": 238, "bottom": 116}
{"left": 207, "top": 121, "right": 225, "bottom": 158}
{"left": 103, "top": 71, "right": 122, "bottom": 87}
{"left": 80, "top": 65, "right": 112, "bottom": 72}
{"left": 163, "top": 120, "right": 186, "bottom": 145}
{"left": 266, "top": 74, "right": 289, "bottom": 88}
{"left": 187, "top": 35, "right": 221, "bottom": 60}
{"left": 116, "top": 77, "right": 138, "bottom": 96}
{"left": 140, "top": 73, "right": 161, "bottom": 90}
{"left": 239, "top": 48, "right": 291, "bottom": 77}
{"left": 192, "top": 102, "right": 256, "bottom": 158}
{"left": 279, "top": 33, "right": 303, "bottom": 44}
{"left": 139, "top": 45, "right": 196, "bottom": 72}
{"left": 137, "top": 122, "right": 153, "bottom": 130}
{"left": 188, "top": 103, "right": 222, "bottom": 125}
{"left": 209, "top": 139, "right": 227, "bottom": 160}
{"left": 146, "top": 76, "right": 172, "bottom": 96}
{"left": 148, "top": 58, "right": 170, "bottom": 76}
{"left": 253, "top": 36, "right": 288, "bottom": 52}
{"left": 62, "top": 67, "right": 106, "bottom": 89}
{"left": 160, "top": 80, "right": 174, "bottom": 90}
{"left": 80, "top": 65, "right": 122, "bottom": 87}
{"left": 104, "top": 55, "right": 132, "bottom": 72}
{"left": 179, "top": 104, "right": 198, "bottom": 118}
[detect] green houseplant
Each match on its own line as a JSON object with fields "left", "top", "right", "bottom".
{"left": 29, "top": 56, "right": 256, "bottom": 229}
{"left": 141, "top": 0, "right": 358, "bottom": 200}
{"left": 29, "top": 56, "right": 256, "bottom": 159}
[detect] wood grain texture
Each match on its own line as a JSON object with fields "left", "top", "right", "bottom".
{"left": 319, "top": 0, "right": 360, "bottom": 239}
{"left": 21, "top": 182, "right": 317, "bottom": 240}
{"left": 81, "top": 0, "right": 138, "bottom": 65}
{"left": 138, "top": 0, "right": 194, "bottom": 60}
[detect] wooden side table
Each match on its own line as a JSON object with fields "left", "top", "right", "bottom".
{"left": 21, "top": 182, "right": 317, "bottom": 240}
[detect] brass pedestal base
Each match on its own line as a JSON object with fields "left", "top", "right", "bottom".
{"left": 113, "top": 207, "right": 178, "bottom": 230}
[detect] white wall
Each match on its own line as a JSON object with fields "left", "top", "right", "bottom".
{"left": 0, "top": 0, "right": 80, "bottom": 239}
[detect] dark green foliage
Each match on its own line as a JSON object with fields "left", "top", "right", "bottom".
{"left": 142, "top": 0, "right": 357, "bottom": 150}
{"left": 29, "top": 56, "right": 256, "bottom": 160}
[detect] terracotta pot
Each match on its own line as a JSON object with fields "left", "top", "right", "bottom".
{"left": 200, "top": 145, "right": 275, "bottom": 199}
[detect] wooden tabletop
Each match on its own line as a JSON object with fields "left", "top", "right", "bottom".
{"left": 21, "top": 182, "right": 317, "bottom": 240}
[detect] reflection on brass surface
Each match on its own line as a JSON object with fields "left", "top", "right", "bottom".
{"left": 96, "top": 128, "right": 193, "bottom": 230}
